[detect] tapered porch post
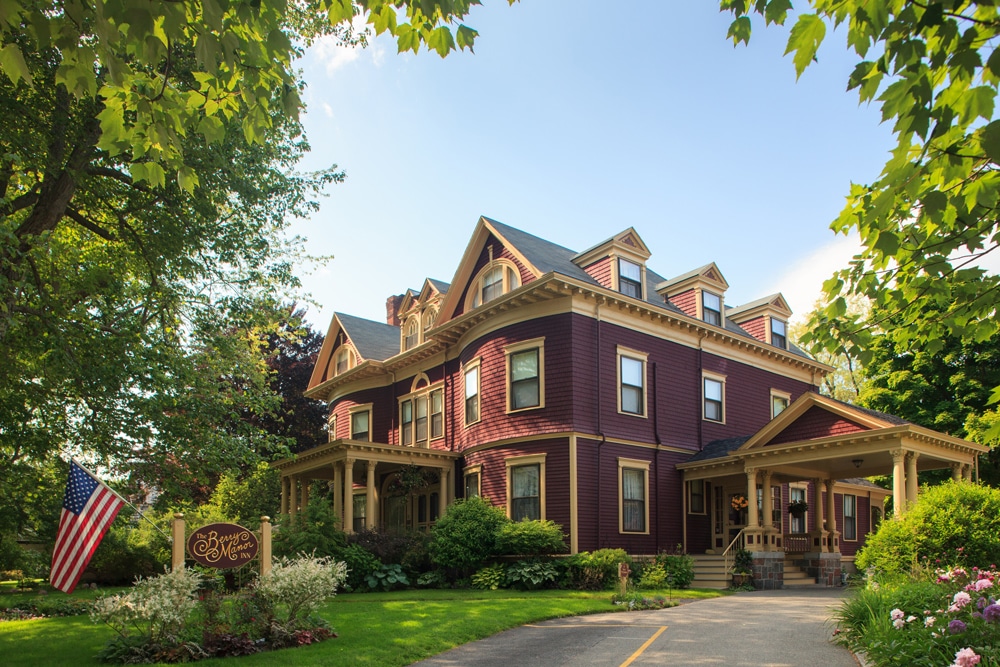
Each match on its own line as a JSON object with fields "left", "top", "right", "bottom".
{"left": 332, "top": 462, "right": 343, "bottom": 530}
{"left": 951, "top": 463, "right": 963, "bottom": 482}
{"left": 343, "top": 458, "right": 355, "bottom": 533}
{"left": 439, "top": 467, "right": 450, "bottom": 520}
{"left": 761, "top": 469, "right": 774, "bottom": 551}
{"left": 811, "top": 478, "right": 826, "bottom": 550}
{"left": 365, "top": 461, "right": 377, "bottom": 530}
{"left": 301, "top": 477, "right": 310, "bottom": 511}
{"left": 891, "top": 449, "right": 906, "bottom": 516}
{"left": 280, "top": 475, "right": 289, "bottom": 516}
{"left": 825, "top": 478, "right": 839, "bottom": 554}
{"left": 745, "top": 467, "right": 759, "bottom": 549}
{"left": 905, "top": 452, "right": 920, "bottom": 508}
{"left": 289, "top": 475, "right": 299, "bottom": 520}
{"left": 963, "top": 463, "right": 974, "bottom": 482}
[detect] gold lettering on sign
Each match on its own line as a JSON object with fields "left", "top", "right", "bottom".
{"left": 186, "top": 523, "right": 259, "bottom": 569}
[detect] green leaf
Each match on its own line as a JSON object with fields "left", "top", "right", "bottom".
{"left": 0, "top": 43, "right": 32, "bottom": 87}
{"left": 727, "top": 16, "right": 752, "bottom": 46}
{"left": 177, "top": 166, "right": 199, "bottom": 194}
{"left": 456, "top": 24, "right": 477, "bottom": 51}
{"left": 764, "top": 0, "right": 791, "bottom": 25}
{"left": 784, "top": 14, "right": 826, "bottom": 79}
{"left": 981, "top": 121, "right": 1000, "bottom": 165}
{"left": 427, "top": 25, "right": 455, "bottom": 57}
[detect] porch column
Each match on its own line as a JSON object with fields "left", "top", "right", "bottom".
{"left": 332, "top": 462, "right": 343, "bottom": 529}
{"left": 289, "top": 475, "right": 299, "bottom": 520}
{"left": 811, "top": 477, "right": 826, "bottom": 550}
{"left": 891, "top": 449, "right": 906, "bottom": 516}
{"left": 365, "top": 461, "right": 377, "bottom": 530}
{"left": 280, "top": 475, "right": 289, "bottom": 516}
{"left": 761, "top": 469, "right": 774, "bottom": 551}
{"left": 825, "top": 478, "right": 839, "bottom": 554}
{"left": 963, "top": 463, "right": 974, "bottom": 482}
{"left": 951, "top": 463, "right": 963, "bottom": 482}
{"left": 439, "top": 467, "right": 450, "bottom": 520}
{"left": 905, "top": 452, "right": 920, "bottom": 507}
{"left": 343, "top": 458, "right": 355, "bottom": 533}
{"left": 745, "top": 468, "right": 760, "bottom": 549}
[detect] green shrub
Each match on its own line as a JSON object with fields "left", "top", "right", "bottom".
{"left": 498, "top": 519, "right": 567, "bottom": 556}
{"left": 505, "top": 559, "right": 559, "bottom": 590}
{"left": 637, "top": 561, "right": 667, "bottom": 589}
{"left": 562, "top": 549, "right": 631, "bottom": 590}
{"left": 350, "top": 528, "right": 431, "bottom": 578}
{"left": 334, "top": 543, "right": 382, "bottom": 591}
{"left": 857, "top": 481, "right": 1000, "bottom": 577}
{"left": 211, "top": 463, "right": 281, "bottom": 530}
{"left": 429, "top": 497, "right": 509, "bottom": 572}
{"left": 273, "top": 494, "right": 346, "bottom": 559}
{"left": 86, "top": 526, "right": 164, "bottom": 585}
{"left": 656, "top": 546, "right": 695, "bottom": 588}
{"left": 471, "top": 564, "right": 506, "bottom": 590}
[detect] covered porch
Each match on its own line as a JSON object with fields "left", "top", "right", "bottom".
{"left": 272, "top": 440, "right": 461, "bottom": 533}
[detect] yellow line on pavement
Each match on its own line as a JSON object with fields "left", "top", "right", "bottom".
{"left": 618, "top": 625, "right": 667, "bottom": 667}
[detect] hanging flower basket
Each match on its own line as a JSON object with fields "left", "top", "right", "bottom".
{"left": 788, "top": 499, "right": 809, "bottom": 517}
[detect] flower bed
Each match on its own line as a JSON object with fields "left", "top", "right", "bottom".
{"left": 834, "top": 565, "right": 999, "bottom": 667}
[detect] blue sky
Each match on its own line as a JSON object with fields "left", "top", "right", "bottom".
{"left": 288, "top": 1, "right": 897, "bottom": 331}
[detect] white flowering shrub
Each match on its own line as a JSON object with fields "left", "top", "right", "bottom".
{"left": 255, "top": 554, "right": 347, "bottom": 628}
{"left": 91, "top": 567, "right": 202, "bottom": 642}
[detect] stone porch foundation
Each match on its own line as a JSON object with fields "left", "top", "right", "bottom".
{"left": 751, "top": 552, "right": 785, "bottom": 590}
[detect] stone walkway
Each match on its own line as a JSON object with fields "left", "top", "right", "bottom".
{"left": 411, "top": 588, "right": 858, "bottom": 667}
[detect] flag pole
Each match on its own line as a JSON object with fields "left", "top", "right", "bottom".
{"left": 71, "top": 458, "right": 173, "bottom": 543}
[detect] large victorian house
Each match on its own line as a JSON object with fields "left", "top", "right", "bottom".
{"left": 276, "top": 217, "right": 986, "bottom": 587}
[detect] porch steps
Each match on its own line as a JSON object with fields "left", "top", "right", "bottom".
{"left": 690, "top": 554, "right": 730, "bottom": 590}
{"left": 783, "top": 556, "right": 821, "bottom": 588}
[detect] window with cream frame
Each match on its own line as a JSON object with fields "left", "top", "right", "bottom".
{"left": 688, "top": 479, "right": 706, "bottom": 514}
{"left": 770, "top": 390, "right": 791, "bottom": 419}
{"left": 334, "top": 346, "right": 355, "bottom": 375}
{"left": 770, "top": 317, "right": 788, "bottom": 349}
{"left": 616, "top": 257, "right": 643, "bottom": 299}
{"left": 403, "top": 316, "right": 420, "bottom": 350}
{"left": 618, "top": 458, "right": 650, "bottom": 534}
{"left": 464, "top": 464, "right": 482, "bottom": 499}
{"left": 399, "top": 378, "right": 444, "bottom": 447}
{"left": 703, "top": 373, "right": 726, "bottom": 423}
{"left": 505, "top": 338, "right": 545, "bottom": 412}
{"left": 463, "top": 358, "right": 482, "bottom": 426}
{"left": 349, "top": 404, "right": 373, "bottom": 442}
{"left": 617, "top": 346, "right": 648, "bottom": 417}
{"left": 327, "top": 412, "right": 337, "bottom": 442}
{"left": 466, "top": 260, "right": 521, "bottom": 310}
{"left": 843, "top": 494, "right": 857, "bottom": 541}
{"left": 506, "top": 454, "right": 545, "bottom": 521}
{"left": 701, "top": 290, "right": 723, "bottom": 326}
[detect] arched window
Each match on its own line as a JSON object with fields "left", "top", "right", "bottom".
{"left": 335, "top": 347, "right": 355, "bottom": 375}
{"left": 423, "top": 307, "right": 437, "bottom": 331}
{"left": 468, "top": 261, "right": 521, "bottom": 310}
{"left": 403, "top": 317, "right": 420, "bottom": 350}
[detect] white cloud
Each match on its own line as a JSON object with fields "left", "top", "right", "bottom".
{"left": 768, "top": 233, "right": 862, "bottom": 322}
{"left": 322, "top": 102, "right": 334, "bottom": 118}
{"left": 311, "top": 15, "right": 387, "bottom": 76}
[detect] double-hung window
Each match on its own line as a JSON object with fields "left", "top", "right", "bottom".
{"left": 771, "top": 391, "right": 790, "bottom": 418}
{"left": 464, "top": 466, "right": 481, "bottom": 498}
{"left": 702, "top": 291, "right": 722, "bottom": 326}
{"left": 703, "top": 376, "right": 724, "bottom": 422}
{"left": 430, "top": 389, "right": 443, "bottom": 438}
{"left": 843, "top": 494, "right": 857, "bottom": 540}
{"left": 350, "top": 407, "right": 371, "bottom": 441}
{"left": 510, "top": 464, "right": 540, "bottom": 521}
{"left": 404, "top": 318, "right": 419, "bottom": 350}
{"left": 618, "top": 348, "right": 647, "bottom": 416}
{"left": 619, "top": 458, "right": 649, "bottom": 533}
{"left": 771, "top": 318, "right": 787, "bottom": 349}
{"left": 464, "top": 361, "right": 481, "bottom": 425}
{"left": 400, "top": 400, "right": 413, "bottom": 445}
{"left": 505, "top": 339, "right": 544, "bottom": 412}
{"left": 618, "top": 258, "right": 642, "bottom": 298}
{"left": 400, "top": 384, "right": 444, "bottom": 447}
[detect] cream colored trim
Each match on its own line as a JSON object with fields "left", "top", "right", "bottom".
{"left": 464, "top": 259, "right": 522, "bottom": 312}
{"left": 569, "top": 435, "right": 579, "bottom": 554}
{"left": 462, "top": 357, "right": 482, "bottom": 427}
{"left": 702, "top": 371, "right": 726, "bottom": 424}
{"left": 398, "top": 380, "right": 445, "bottom": 446}
{"left": 409, "top": 373, "right": 432, "bottom": 393}
{"left": 463, "top": 464, "right": 482, "bottom": 498}
{"left": 504, "top": 337, "right": 546, "bottom": 413}
{"left": 571, "top": 227, "right": 651, "bottom": 267}
{"left": 617, "top": 346, "right": 648, "bottom": 418}
{"left": 788, "top": 482, "right": 809, "bottom": 534}
{"left": 327, "top": 412, "right": 337, "bottom": 442}
{"left": 618, "top": 457, "right": 650, "bottom": 535}
{"left": 402, "top": 315, "right": 421, "bottom": 351}
{"left": 612, "top": 254, "right": 646, "bottom": 301}
{"left": 842, "top": 493, "right": 858, "bottom": 542}
{"left": 348, "top": 403, "right": 373, "bottom": 442}
{"left": 458, "top": 431, "right": 692, "bottom": 457}
{"left": 505, "top": 454, "right": 547, "bottom": 521}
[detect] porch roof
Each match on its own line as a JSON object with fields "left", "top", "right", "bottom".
{"left": 272, "top": 440, "right": 460, "bottom": 479}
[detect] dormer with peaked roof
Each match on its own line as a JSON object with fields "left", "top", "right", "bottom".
{"left": 308, "top": 312, "right": 400, "bottom": 397}
{"left": 571, "top": 228, "right": 652, "bottom": 300}
{"left": 726, "top": 293, "right": 793, "bottom": 350}
{"left": 397, "top": 279, "right": 449, "bottom": 353}
{"left": 655, "top": 263, "right": 730, "bottom": 327}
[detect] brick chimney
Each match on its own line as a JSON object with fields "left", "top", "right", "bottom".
{"left": 386, "top": 294, "right": 404, "bottom": 327}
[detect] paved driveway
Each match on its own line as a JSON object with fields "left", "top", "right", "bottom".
{"left": 411, "top": 588, "right": 858, "bottom": 667}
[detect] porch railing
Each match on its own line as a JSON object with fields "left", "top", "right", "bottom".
{"left": 722, "top": 527, "right": 746, "bottom": 576}
{"left": 783, "top": 533, "right": 811, "bottom": 553}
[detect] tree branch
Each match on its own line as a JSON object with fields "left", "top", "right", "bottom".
{"left": 65, "top": 208, "right": 116, "bottom": 241}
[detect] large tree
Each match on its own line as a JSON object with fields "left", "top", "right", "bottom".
{"left": 720, "top": 1, "right": 1000, "bottom": 436}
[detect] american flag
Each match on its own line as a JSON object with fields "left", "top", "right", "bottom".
{"left": 50, "top": 460, "right": 125, "bottom": 593}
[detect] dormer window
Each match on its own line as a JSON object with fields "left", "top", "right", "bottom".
{"left": 702, "top": 291, "right": 722, "bottom": 326}
{"left": 771, "top": 318, "right": 787, "bottom": 349}
{"left": 424, "top": 307, "right": 437, "bottom": 331}
{"left": 468, "top": 262, "right": 521, "bottom": 309}
{"left": 335, "top": 347, "right": 355, "bottom": 375}
{"left": 618, "top": 259, "right": 642, "bottom": 299}
{"left": 404, "top": 318, "right": 419, "bottom": 350}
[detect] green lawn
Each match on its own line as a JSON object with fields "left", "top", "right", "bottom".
{"left": 0, "top": 587, "right": 724, "bottom": 666}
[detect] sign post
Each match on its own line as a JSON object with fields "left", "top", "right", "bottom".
{"left": 171, "top": 513, "right": 185, "bottom": 572}
{"left": 260, "top": 516, "right": 272, "bottom": 576}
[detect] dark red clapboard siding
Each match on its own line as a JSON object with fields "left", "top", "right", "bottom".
{"left": 769, "top": 406, "right": 868, "bottom": 445}
{"left": 583, "top": 257, "right": 612, "bottom": 289}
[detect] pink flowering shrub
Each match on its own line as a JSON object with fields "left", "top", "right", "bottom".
{"left": 833, "top": 562, "right": 1000, "bottom": 667}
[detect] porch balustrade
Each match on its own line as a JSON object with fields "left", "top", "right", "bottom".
{"left": 782, "top": 533, "right": 810, "bottom": 554}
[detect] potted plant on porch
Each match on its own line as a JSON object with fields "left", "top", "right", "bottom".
{"left": 788, "top": 499, "right": 808, "bottom": 517}
{"left": 731, "top": 548, "right": 754, "bottom": 587}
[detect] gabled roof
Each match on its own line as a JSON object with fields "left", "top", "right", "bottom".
{"left": 308, "top": 312, "right": 400, "bottom": 393}
{"left": 686, "top": 436, "right": 751, "bottom": 463}
{"left": 570, "top": 226, "right": 652, "bottom": 266}
{"left": 427, "top": 278, "right": 450, "bottom": 294}
{"left": 486, "top": 218, "right": 595, "bottom": 282}
{"left": 726, "top": 293, "right": 793, "bottom": 321}
{"left": 655, "top": 262, "right": 730, "bottom": 294}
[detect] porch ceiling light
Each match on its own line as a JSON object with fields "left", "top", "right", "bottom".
{"left": 852, "top": 458, "right": 864, "bottom": 469}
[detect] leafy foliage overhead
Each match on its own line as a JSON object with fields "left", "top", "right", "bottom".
{"left": 720, "top": 1, "right": 1000, "bottom": 431}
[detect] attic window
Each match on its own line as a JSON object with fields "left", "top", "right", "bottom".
{"left": 335, "top": 347, "right": 355, "bottom": 375}
{"left": 702, "top": 291, "right": 722, "bottom": 326}
{"left": 771, "top": 318, "right": 787, "bottom": 349}
{"left": 618, "top": 259, "right": 642, "bottom": 299}
{"left": 404, "top": 317, "right": 419, "bottom": 350}
{"left": 468, "top": 261, "right": 521, "bottom": 309}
